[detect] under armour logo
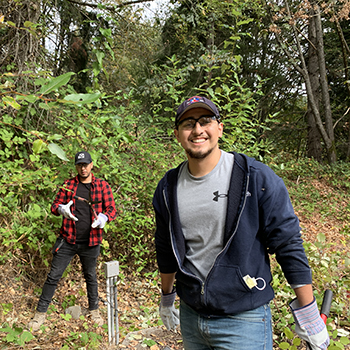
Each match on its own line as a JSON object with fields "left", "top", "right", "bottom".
{"left": 78, "top": 153, "right": 85, "bottom": 159}
{"left": 213, "top": 191, "right": 228, "bottom": 202}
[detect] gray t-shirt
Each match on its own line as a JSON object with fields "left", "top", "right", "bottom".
{"left": 177, "top": 151, "right": 234, "bottom": 281}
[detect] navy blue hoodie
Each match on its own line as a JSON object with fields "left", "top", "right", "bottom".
{"left": 153, "top": 152, "right": 312, "bottom": 317}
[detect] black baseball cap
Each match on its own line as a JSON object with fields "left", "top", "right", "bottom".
{"left": 75, "top": 151, "right": 92, "bottom": 165}
{"left": 175, "top": 96, "right": 220, "bottom": 126}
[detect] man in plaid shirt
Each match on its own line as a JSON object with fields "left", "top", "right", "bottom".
{"left": 28, "top": 151, "right": 117, "bottom": 331}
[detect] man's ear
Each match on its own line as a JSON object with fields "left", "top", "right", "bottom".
{"left": 174, "top": 129, "right": 180, "bottom": 142}
{"left": 218, "top": 122, "right": 223, "bottom": 138}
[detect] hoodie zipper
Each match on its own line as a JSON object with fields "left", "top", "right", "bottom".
{"left": 206, "top": 175, "right": 250, "bottom": 276}
{"left": 198, "top": 174, "right": 250, "bottom": 301}
{"left": 163, "top": 174, "right": 250, "bottom": 303}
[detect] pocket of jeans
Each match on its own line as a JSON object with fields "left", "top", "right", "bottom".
{"left": 52, "top": 237, "right": 65, "bottom": 255}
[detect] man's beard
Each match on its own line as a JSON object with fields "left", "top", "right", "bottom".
{"left": 79, "top": 171, "right": 91, "bottom": 179}
{"left": 185, "top": 146, "right": 214, "bottom": 159}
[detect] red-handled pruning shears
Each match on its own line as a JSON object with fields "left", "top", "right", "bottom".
{"left": 307, "top": 289, "right": 333, "bottom": 349}
{"left": 320, "top": 289, "right": 333, "bottom": 324}
{"left": 74, "top": 195, "right": 101, "bottom": 221}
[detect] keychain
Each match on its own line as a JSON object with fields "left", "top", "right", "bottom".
{"left": 243, "top": 275, "right": 266, "bottom": 291}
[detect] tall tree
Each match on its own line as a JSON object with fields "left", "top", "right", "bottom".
{"left": 268, "top": 0, "right": 337, "bottom": 163}
{"left": 307, "top": 12, "right": 322, "bottom": 161}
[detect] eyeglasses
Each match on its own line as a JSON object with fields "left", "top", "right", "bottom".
{"left": 76, "top": 163, "right": 91, "bottom": 168}
{"left": 177, "top": 115, "right": 219, "bottom": 130}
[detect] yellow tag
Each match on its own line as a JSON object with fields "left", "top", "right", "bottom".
{"left": 243, "top": 275, "right": 257, "bottom": 289}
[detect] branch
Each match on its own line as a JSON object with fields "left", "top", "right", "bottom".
{"left": 294, "top": 22, "right": 317, "bottom": 52}
{"left": 282, "top": 0, "right": 332, "bottom": 150}
{"left": 333, "top": 107, "right": 350, "bottom": 130}
{"left": 334, "top": 16, "right": 350, "bottom": 96}
{"left": 66, "top": 0, "right": 155, "bottom": 11}
{"left": 273, "top": 32, "right": 304, "bottom": 76}
{"left": 0, "top": 120, "right": 46, "bottom": 142}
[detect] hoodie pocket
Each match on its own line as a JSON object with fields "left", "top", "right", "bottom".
{"left": 205, "top": 265, "right": 253, "bottom": 312}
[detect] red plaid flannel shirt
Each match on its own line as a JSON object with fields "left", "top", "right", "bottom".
{"left": 51, "top": 173, "right": 117, "bottom": 246}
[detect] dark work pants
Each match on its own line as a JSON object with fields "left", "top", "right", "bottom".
{"left": 36, "top": 236, "right": 100, "bottom": 313}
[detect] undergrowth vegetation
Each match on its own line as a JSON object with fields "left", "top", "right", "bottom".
{"left": 271, "top": 156, "right": 350, "bottom": 350}
{"left": 1, "top": 151, "right": 350, "bottom": 349}
{"left": 1, "top": 64, "right": 350, "bottom": 350}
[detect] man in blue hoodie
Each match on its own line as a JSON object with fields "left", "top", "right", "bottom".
{"left": 153, "top": 96, "right": 329, "bottom": 350}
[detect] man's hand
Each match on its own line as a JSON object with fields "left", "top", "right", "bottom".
{"left": 58, "top": 200, "right": 78, "bottom": 221}
{"left": 290, "top": 297, "right": 330, "bottom": 350}
{"left": 91, "top": 213, "right": 108, "bottom": 228}
{"left": 159, "top": 289, "right": 179, "bottom": 331}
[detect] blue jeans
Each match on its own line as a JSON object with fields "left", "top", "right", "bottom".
{"left": 36, "top": 236, "right": 100, "bottom": 312}
{"left": 180, "top": 300, "right": 273, "bottom": 350}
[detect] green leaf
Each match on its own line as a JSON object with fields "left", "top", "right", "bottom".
{"left": 23, "top": 21, "right": 34, "bottom": 28}
{"left": 92, "top": 61, "right": 100, "bottom": 76}
{"left": 3, "top": 96, "right": 21, "bottom": 110}
{"left": 19, "top": 330, "right": 34, "bottom": 344}
{"left": 95, "top": 50, "right": 105, "bottom": 66}
{"left": 237, "top": 19, "right": 254, "bottom": 26}
{"left": 39, "top": 72, "right": 75, "bottom": 95}
{"left": 24, "top": 95, "right": 38, "bottom": 103}
{"left": 33, "top": 139, "right": 44, "bottom": 154}
{"left": 6, "top": 333, "right": 15, "bottom": 342}
{"left": 60, "top": 313, "right": 72, "bottom": 321}
{"left": 317, "top": 232, "right": 326, "bottom": 242}
{"left": 38, "top": 102, "right": 51, "bottom": 110}
{"left": 292, "top": 337, "right": 301, "bottom": 346}
{"left": 63, "top": 93, "right": 101, "bottom": 105}
{"left": 143, "top": 338, "right": 156, "bottom": 346}
{"left": 99, "top": 28, "right": 112, "bottom": 37}
{"left": 47, "top": 143, "right": 69, "bottom": 161}
{"left": 284, "top": 327, "right": 294, "bottom": 339}
{"left": 278, "top": 342, "right": 291, "bottom": 349}
{"left": 340, "top": 337, "right": 350, "bottom": 345}
{"left": 47, "top": 134, "right": 63, "bottom": 141}
{"left": 0, "top": 326, "right": 12, "bottom": 332}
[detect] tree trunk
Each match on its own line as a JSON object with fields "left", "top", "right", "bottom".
{"left": 314, "top": 5, "right": 336, "bottom": 163}
{"left": 334, "top": 18, "right": 350, "bottom": 160}
{"left": 307, "top": 15, "right": 322, "bottom": 161}
{"left": 272, "top": 0, "right": 337, "bottom": 163}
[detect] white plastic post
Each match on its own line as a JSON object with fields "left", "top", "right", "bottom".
{"left": 104, "top": 261, "right": 119, "bottom": 345}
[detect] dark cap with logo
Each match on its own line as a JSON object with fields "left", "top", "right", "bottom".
{"left": 75, "top": 151, "right": 92, "bottom": 165}
{"left": 175, "top": 96, "right": 220, "bottom": 126}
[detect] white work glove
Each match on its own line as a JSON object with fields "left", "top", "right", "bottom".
{"left": 58, "top": 200, "right": 78, "bottom": 221}
{"left": 159, "top": 289, "right": 179, "bottom": 331}
{"left": 290, "top": 297, "right": 330, "bottom": 350}
{"left": 91, "top": 213, "right": 108, "bottom": 228}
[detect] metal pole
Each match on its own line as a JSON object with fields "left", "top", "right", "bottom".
{"left": 110, "top": 276, "right": 115, "bottom": 344}
{"left": 106, "top": 276, "right": 112, "bottom": 344}
{"left": 104, "top": 261, "right": 119, "bottom": 345}
{"left": 114, "top": 276, "right": 119, "bottom": 344}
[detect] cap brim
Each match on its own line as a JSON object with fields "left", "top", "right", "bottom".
{"left": 75, "top": 160, "right": 92, "bottom": 165}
